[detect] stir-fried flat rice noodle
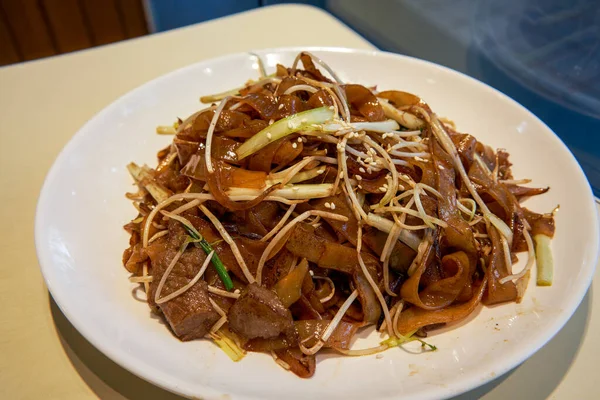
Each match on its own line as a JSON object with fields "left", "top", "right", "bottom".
{"left": 122, "top": 51, "right": 556, "bottom": 378}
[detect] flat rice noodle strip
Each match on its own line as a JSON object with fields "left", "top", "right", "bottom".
{"left": 483, "top": 226, "right": 518, "bottom": 305}
{"left": 523, "top": 207, "right": 555, "bottom": 238}
{"left": 235, "top": 238, "right": 269, "bottom": 278}
{"left": 248, "top": 139, "right": 282, "bottom": 172}
{"left": 416, "top": 251, "right": 471, "bottom": 308}
{"left": 275, "top": 76, "right": 306, "bottom": 96}
{"left": 276, "top": 63, "right": 289, "bottom": 77}
{"left": 467, "top": 161, "right": 527, "bottom": 250}
{"left": 155, "top": 166, "right": 189, "bottom": 195}
{"left": 396, "top": 276, "right": 487, "bottom": 335}
{"left": 274, "top": 259, "right": 309, "bottom": 308}
{"left": 451, "top": 133, "right": 477, "bottom": 171}
{"left": 184, "top": 109, "right": 250, "bottom": 141}
{"left": 358, "top": 174, "right": 390, "bottom": 194}
{"left": 245, "top": 210, "right": 269, "bottom": 236}
{"left": 343, "top": 84, "right": 385, "bottom": 122}
{"left": 507, "top": 185, "right": 550, "bottom": 199}
{"left": 353, "top": 272, "right": 382, "bottom": 325}
{"left": 307, "top": 89, "right": 335, "bottom": 109}
{"left": 295, "top": 320, "right": 359, "bottom": 350}
{"left": 221, "top": 119, "right": 268, "bottom": 139}
{"left": 274, "top": 94, "right": 309, "bottom": 119}
{"left": 400, "top": 142, "right": 478, "bottom": 310}
{"left": 468, "top": 162, "right": 515, "bottom": 221}
{"left": 313, "top": 222, "right": 340, "bottom": 243}
{"left": 362, "top": 227, "right": 416, "bottom": 273}
{"left": 261, "top": 249, "right": 295, "bottom": 288}
{"left": 400, "top": 142, "right": 478, "bottom": 308}
{"left": 173, "top": 138, "right": 199, "bottom": 166}
{"left": 250, "top": 202, "right": 281, "bottom": 230}
{"left": 496, "top": 149, "right": 513, "bottom": 180}
{"left": 299, "top": 53, "right": 330, "bottom": 82}
{"left": 432, "top": 142, "right": 477, "bottom": 263}
{"left": 234, "top": 93, "right": 278, "bottom": 120}
{"left": 377, "top": 90, "right": 422, "bottom": 108}
{"left": 182, "top": 155, "right": 266, "bottom": 189}
{"left": 205, "top": 161, "right": 280, "bottom": 211}
{"left": 285, "top": 222, "right": 379, "bottom": 277}
{"left": 272, "top": 139, "right": 304, "bottom": 166}
{"left": 301, "top": 273, "right": 325, "bottom": 313}
{"left": 274, "top": 348, "right": 316, "bottom": 378}
{"left": 244, "top": 334, "right": 297, "bottom": 352}
{"left": 310, "top": 195, "right": 359, "bottom": 245}
{"left": 290, "top": 295, "right": 322, "bottom": 320}
{"left": 209, "top": 136, "right": 242, "bottom": 164}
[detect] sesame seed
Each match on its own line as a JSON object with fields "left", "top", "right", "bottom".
{"left": 358, "top": 184, "right": 363, "bottom": 189}
{"left": 297, "top": 137, "right": 303, "bottom": 142}
{"left": 292, "top": 142, "right": 297, "bottom": 149}
{"left": 329, "top": 106, "right": 335, "bottom": 110}
{"left": 359, "top": 167, "right": 366, "bottom": 173}
{"left": 278, "top": 103, "right": 284, "bottom": 110}
{"left": 330, "top": 203, "right": 336, "bottom": 210}
{"left": 379, "top": 186, "right": 387, "bottom": 192}
{"left": 266, "top": 132, "right": 272, "bottom": 140}
{"left": 234, "top": 289, "right": 240, "bottom": 294}
{"left": 339, "top": 172, "right": 344, "bottom": 178}
{"left": 309, "top": 270, "right": 314, "bottom": 276}
{"left": 317, "top": 168, "right": 325, "bottom": 174}
{"left": 269, "top": 119, "right": 274, "bottom": 125}
{"left": 324, "top": 202, "right": 331, "bottom": 209}
{"left": 355, "top": 175, "right": 362, "bottom": 181}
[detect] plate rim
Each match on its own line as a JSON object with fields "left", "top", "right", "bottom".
{"left": 35, "top": 46, "right": 600, "bottom": 400}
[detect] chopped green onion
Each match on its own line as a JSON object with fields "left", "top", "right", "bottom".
{"left": 210, "top": 330, "right": 245, "bottom": 361}
{"left": 127, "top": 162, "right": 171, "bottom": 203}
{"left": 320, "top": 119, "right": 399, "bottom": 133}
{"left": 227, "top": 184, "right": 334, "bottom": 200}
{"left": 534, "top": 234, "right": 554, "bottom": 286}
{"left": 156, "top": 125, "right": 176, "bottom": 135}
{"left": 181, "top": 224, "right": 234, "bottom": 291}
{"left": 236, "top": 107, "right": 335, "bottom": 160}
{"left": 381, "top": 330, "right": 437, "bottom": 351}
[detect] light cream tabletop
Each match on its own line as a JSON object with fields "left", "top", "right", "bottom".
{"left": 0, "top": 4, "right": 597, "bottom": 399}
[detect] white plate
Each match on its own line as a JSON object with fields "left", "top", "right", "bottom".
{"left": 35, "top": 48, "right": 599, "bottom": 400}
